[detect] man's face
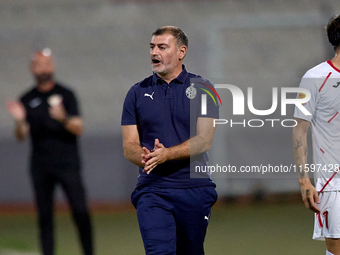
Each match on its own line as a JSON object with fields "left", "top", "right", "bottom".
{"left": 30, "top": 53, "right": 55, "bottom": 84}
{"left": 150, "top": 33, "right": 181, "bottom": 77}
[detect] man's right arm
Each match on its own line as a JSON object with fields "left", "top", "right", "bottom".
{"left": 14, "top": 120, "right": 29, "bottom": 141}
{"left": 6, "top": 101, "right": 29, "bottom": 141}
{"left": 122, "top": 125, "right": 144, "bottom": 168}
{"left": 292, "top": 118, "right": 320, "bottom": 213}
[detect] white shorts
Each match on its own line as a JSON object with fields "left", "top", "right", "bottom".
{"left": 313, "top": 191, "right": 340, "bottom": 240}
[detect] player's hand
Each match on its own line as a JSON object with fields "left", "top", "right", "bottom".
{"left": 300, "top": 180, "right": 320, "bottom": 213}
{"left": 142, "top": 139, "right": 169, "bottom": 174}
{"left": 141, "top": 147, "right": 152, "bottom": 164}
{"left": 6, "top": 101, "right": 26, "bottom": 121}
{"left": 49, "top": 104, "right": 67, "bottom": 123}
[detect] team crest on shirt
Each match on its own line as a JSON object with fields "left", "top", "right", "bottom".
{"left": 186, "top": 83, "right": 197, "bottom": 99}
{"left": 298, "top": 93, "right": 307, "bottom": 106}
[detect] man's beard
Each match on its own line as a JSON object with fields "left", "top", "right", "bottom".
{"left": 35, "top": 73, "right": 54, "bottom": 85}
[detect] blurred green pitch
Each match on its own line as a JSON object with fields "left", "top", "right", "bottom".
{"left": 0, "top": 204, "right": 324, "bottom": 255}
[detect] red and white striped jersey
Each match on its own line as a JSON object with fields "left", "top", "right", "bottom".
{"left": 294, "top": 60, "right": 340, "bottom": 192}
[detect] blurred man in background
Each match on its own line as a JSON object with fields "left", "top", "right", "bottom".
{"left": 6, "top": 49, "right": 94, "bottom": 255}
{"left": 293, "top": 15, "right": 340, "bottom": 255}
{"left": 122, "top": 26, "right": 219, "bottom": 254}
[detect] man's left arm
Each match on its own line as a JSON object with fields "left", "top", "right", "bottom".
{"left": 142, "top": 117, "right": 217, "bottom": 174}
{"left": 49, "top": 90, "right": 83, "bottom": 136}
{"left": 49, "top": 104, "right": 83, "bottom": 136}
{"left": 63, "top": 116, "right": 83, "bottom": 136}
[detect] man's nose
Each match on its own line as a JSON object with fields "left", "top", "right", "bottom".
{"left": 150, "top": 47, "right": 159, "bottom": 55}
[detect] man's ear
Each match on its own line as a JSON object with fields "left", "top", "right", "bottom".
{"left": 178, "top": 45, "right": 187, "bottom": 61}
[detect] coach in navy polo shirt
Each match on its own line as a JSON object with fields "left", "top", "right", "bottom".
{"left": 122, "top": 26, "right": 219, "bottom": 255}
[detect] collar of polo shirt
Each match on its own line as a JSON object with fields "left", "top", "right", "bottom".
{"left": 152, "top": 65, "right": 187, "bottom": 86}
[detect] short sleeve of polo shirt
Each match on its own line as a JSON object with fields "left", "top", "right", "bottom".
{"left": 293, "top": 74, "right": 320, "bottom": 122}
{"left": 121, "top": 85, "right": 137, "bottom": 125}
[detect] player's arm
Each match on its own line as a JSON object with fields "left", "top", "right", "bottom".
{"left": 6, "top": 101, "right": 30, "bottom": 141}
{"left": 292, "top": 117, "right": 320, "bottom": 213}
{"left": 122, "top": 125, "right": 145, "bottom": 168}
{"left": 143, "top": 117, "right": 217, "bottom": 174}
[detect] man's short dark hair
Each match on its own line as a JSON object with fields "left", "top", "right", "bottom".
{"left": 152, "top": 26, "right": 188, "bottom": 48}
{"left": 327, "top": 15, "right": 340, "bottom": 51}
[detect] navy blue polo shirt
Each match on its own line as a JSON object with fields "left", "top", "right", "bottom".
{"left": 121, "top": 66, "right": 219, "bottom": 188}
